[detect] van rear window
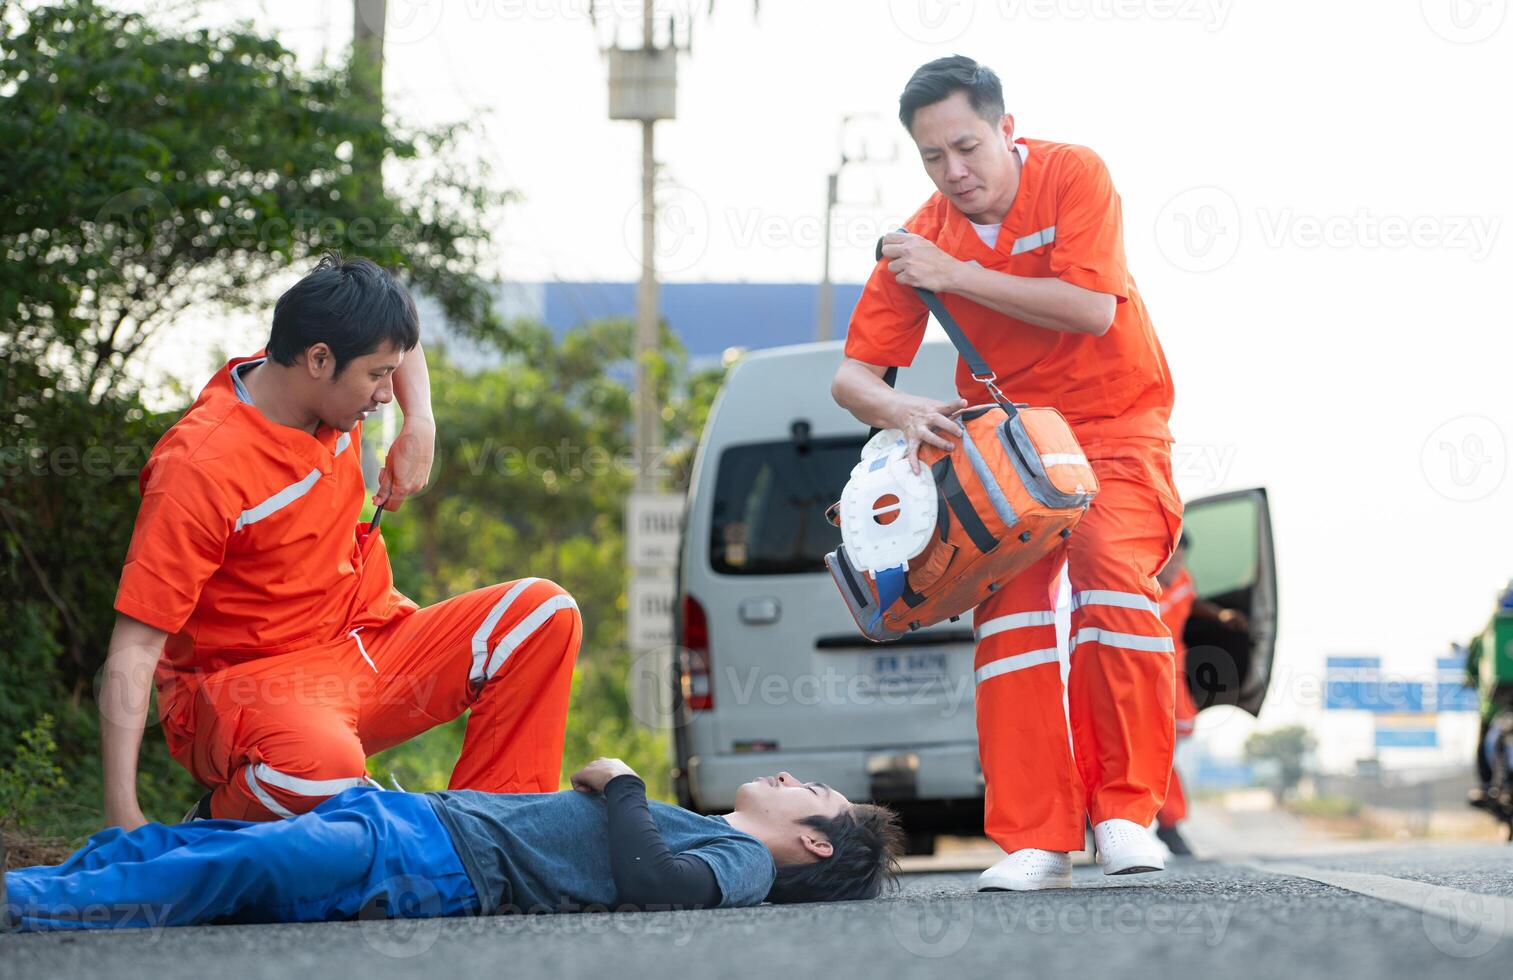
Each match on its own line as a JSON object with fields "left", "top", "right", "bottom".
{"left": 709, "top": 437, "right": 865, "bottom": 575}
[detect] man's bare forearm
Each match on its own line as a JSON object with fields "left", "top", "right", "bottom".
{"left": 392, "top": 338, "right": 434, "bottom": 425}
{"left": 949, "top": 263, "right": 1116, "bottom": 336}
{"left": 831, "top": 358, "right": 903, "bottom": 429}
{"left": 100, "top": 614, "right": 168, "bottom": 826}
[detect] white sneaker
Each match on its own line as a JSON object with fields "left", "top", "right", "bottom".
{"left": 976, "top": 848, "right": 1073, "bottom": 891}
{"left": 1093, "top": 818, "right": 1166, "bottom": 875}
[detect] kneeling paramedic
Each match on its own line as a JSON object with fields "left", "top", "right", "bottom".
{"left": 2, "top": 760, "right": 902, "bottom": 930}
{"left": 831, "top": 56, "right": 1183, "bottom": 890}
{"left": 100, "top": 254, "right": 583, "bottom": 829}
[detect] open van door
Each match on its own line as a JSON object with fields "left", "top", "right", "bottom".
{"left": 1179, "top": 487, "right": 1277, "bottom": 717}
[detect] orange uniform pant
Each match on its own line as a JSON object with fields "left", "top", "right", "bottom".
{"left": 1158, "top": 761, "right": 1188, "bottom": 828}
{"left": 1158, "top": 640, "right": 1198, "bottom": 828}
{"left": 972, "top": 442, "right": 1182, "bottom": 853}
{"left": 162, "top": 578, "right": 582, "bottom": 820}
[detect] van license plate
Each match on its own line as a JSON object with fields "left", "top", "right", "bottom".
{"left": 864, "top": 651, "right": 951, "bottom": 693}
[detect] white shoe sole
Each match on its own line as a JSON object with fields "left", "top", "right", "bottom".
{"left": 977, "top": 872, "right": 1073, "bottom": 892}
{"left": 1100, "top": 857, "right": 1165, "bottom": 875}
{"left": 974, "top": 871, "right": 1071, "bottom": 895}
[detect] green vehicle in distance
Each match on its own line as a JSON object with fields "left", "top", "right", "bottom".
{"left": 1467, "top": 583, "right": 1513, "bottom": 840}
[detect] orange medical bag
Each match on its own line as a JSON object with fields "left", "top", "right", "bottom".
{"left": 824, "top": 241, "right": 1099, "bottom": 642}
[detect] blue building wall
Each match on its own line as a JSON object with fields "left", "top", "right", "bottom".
{"left": 538, "top": 282, "right": 865, "bottom": 359}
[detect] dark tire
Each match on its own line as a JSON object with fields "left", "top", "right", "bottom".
{"left": 905, "top": 831, "right": 938, "bottom": 856}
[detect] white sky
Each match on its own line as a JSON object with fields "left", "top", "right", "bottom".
{"left": 144, "top": 0, "right": 1513, "bottom": 759}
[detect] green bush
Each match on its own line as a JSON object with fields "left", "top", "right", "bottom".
{"left": 0, "top": 715, "right": 67, "bottom": 827}
{"left": 367, "top": 652, "right": 671, "bottom": 801}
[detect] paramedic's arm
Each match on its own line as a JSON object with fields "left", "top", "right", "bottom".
{"left": 100, "top": 614, "right": 168, "bottom": 831}
{"left": 880, "top": 232, "right": 1116, "bottom": 336}
{"left": 831, "top": 358, "right": 966, "bottom": 475}
{"left": 375, "top": 338, "right": 435, "bottom": 511}
{"left": 1192, "top": 599, "right": 1249, "bottom": 632}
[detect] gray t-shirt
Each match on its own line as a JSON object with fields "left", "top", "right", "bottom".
{"left": 425, "top": 789, "right": 776, "bottom": 914}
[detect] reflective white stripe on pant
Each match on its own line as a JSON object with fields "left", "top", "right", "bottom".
{"left": 483, "top": 594, "right": 579, "bottom": 681}
{"left": 975, "top": 647, "right": 1060, "bottom": 685}
{"left": 1071, "top": 627, "right": 1175, "bottom": 653}
{"left": 469, "top": 578, "right": 542, "bottom": 686}
{"left": 1071, "top": 590, "right": 1161, "bottom": 616}
{"left": 243, "top": 763, "right": 369, "bottom": 819}
{"left": 349, "top": 628, "right": 377, "bottom": 673}
{"left": 975, "top": 609, "right": 1056, "bottom": 642}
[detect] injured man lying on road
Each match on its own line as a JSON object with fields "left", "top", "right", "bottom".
{"left": 2, "top": 759, "right": 903, "bottom": 931}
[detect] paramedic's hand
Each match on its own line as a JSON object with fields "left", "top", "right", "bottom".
{"left": 571, "top": 758, "right": 638, "bottom": 794}
{"left": 881, "top": 232, "right": 965, "bottom": 293}
{"left": 893, "top": 392, "right": 968, "bottom": 475}
{"left": 374, "top": 414, "right": 435, "bottom": 511}
{"left": 1219, "top": 608, "right": 1250, "bottom": 632}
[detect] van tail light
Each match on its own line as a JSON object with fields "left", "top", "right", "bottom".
{"left": 679, "top": 593, "right": 712, "bottom": 712}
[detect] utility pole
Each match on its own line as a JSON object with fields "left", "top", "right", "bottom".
{"left": 817, "top": 114, "right": 894, "bottom": 342}
{"left": 351, "top": 1, "right": 399, "bottom": 455}
{"left": 818, "top": 171, "right": 839, "bottom": 342}
{"left": 635, "top": 2, "right": 658, "bottom": 494}
{"left": 606, "top": 5, "right": 678, "bottom": 492}
{"left": 351, "top": 0, "right": 386, "bottom": 211}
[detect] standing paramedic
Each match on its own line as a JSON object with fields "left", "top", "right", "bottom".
{"left": 831, "top": 56, "right": 1182, "bottom": 890}
{"left": 99, "top": 254, "right": 583, "bottom": 830}
{"left": 1154, "top": 532, "right": 1248, "bottom": 856}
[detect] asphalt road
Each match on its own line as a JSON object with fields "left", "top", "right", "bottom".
{"left": 4, "top": 839, "right": 1511, "bottom": 980}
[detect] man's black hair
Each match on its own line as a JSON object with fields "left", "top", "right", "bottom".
{"left": 898, "top": 55, "right": 1005, "bottom": 132}
{"left": 267, "top": 252, "right": 420, "bottom": 376}
{"left": 765, "top": 803, "right": 904, "bottom": 904}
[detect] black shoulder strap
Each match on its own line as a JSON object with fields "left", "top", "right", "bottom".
{"left": 871, "top": 235, "right": 1010, "bottom": 420}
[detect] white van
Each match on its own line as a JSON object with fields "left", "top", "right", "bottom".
{"left": 671, "top": 340, "right": 1277, "bottom": 852}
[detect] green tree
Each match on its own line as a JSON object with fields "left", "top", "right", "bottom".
{"left": 1245, "top": 725, "right": 1317, "bottom": 804}
{"left": 370, "top": 323, "right": 729, "bottom": 799}
{"left": 0, "top": 0, "right": 509, "bottom": 831}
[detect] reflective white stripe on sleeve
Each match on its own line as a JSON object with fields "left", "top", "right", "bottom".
{"left": 1040, "top": 453, "right": 1089, "bottom": 468}
{"left": 1072, "top": 627, "right": 1175, "bottom": 653}
{"left": 975, "top": 647, "right": 1060, "bottom": 684}
{"left": 1072, "top": 590, "right": 1161, "bottom": 616}
{"left": 975, "top": 610, "right": 1056, "bottom": 642}
{"left": 469, "top": 578, "right": 541, "bottom": 685}
{"left": 484, "top": 594, "right": 580, "bottom": 681}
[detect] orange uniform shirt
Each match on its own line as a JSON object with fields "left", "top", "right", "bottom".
{"left": 115, "top": 355, "right": 415, "bottom": 680}
{"left": 1159, "top": 567, "right": 1198, "bottom": 732}
{"left": 845, "top": 137, "right": 1175, "bottom": 450}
